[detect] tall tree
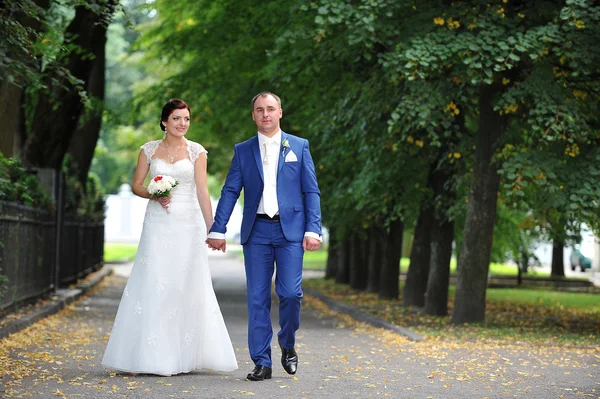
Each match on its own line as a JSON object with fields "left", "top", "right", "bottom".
{"left": 403, "top": 168, "right": 435, "bottom": 307}
{"left": 20, "top": 0, "right": 118, "bottom": 169}
{"left": 133, "top": 0, "right": 600, "bottom": 314}
{"left": 552, "top": 239, "right": 565, "bottom": 277}
{"left": 389, "top": 0, "right": 600, "bottom": 322}
{"left": 453, "top": 83, "right": 507, "bottom": 322}
{"left": 67, "top": 19, "right": 109, "bottom": 187}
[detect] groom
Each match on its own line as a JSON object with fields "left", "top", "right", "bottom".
{"left": 206, "top": 92, "right": 322, "bottom": 381}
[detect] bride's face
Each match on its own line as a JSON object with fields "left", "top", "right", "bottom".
{"left": 163, "top": 109, "right": 191, "bottom": 137}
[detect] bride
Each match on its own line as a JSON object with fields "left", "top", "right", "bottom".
{"left": 102, "top": 99, "right": 238, "bottom": 376}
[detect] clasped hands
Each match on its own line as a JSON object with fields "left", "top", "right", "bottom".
{"left": 205, "top": 236, "right": 321, "bottom": 252}
{"left": 206, "top": 238, "right": 227, "bottom": 252}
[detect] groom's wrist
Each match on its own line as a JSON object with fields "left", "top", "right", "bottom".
{"left": 304, "top": 232, "right": 322, "bottom": 242}
{"left": 207, "top": 232, "right": 226, "bottom": 240}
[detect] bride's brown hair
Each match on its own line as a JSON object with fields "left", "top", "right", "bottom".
{"left": 160, "top": 99, "right": 191, "bottom": 131}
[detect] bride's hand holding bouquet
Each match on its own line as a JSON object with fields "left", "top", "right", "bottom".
{"left": 148, "top": 175, "right": 178, "bottom": 212}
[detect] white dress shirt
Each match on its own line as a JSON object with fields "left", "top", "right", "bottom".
{"left": 207, "top": 131, "right": 321, "bottom": 241}
{"left": 257, "top": 131, "right": 281, "bottom": 217}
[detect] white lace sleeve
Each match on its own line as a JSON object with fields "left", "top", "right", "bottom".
{"left": 140, "top": 140, "right": 161, "bottom": 164}
{"left": 188, "top": 141, "right": 207, "bottom": 163}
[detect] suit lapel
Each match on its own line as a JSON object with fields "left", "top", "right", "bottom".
{"left": 251, "top": 135, "right": 264, "bottom": 182}
{"left": 278, "top": 131, "right": 287, "bottom": 177}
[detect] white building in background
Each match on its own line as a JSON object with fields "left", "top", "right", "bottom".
{"left": 591, "top": 236, "right": 600, "bottom": 286}
{"left": 104, "top": 184, "right": 242, "bottom": 243}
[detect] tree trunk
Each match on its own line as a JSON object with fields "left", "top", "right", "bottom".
{"left": 379, "top": 219, "right": 404, "bottom": 300}
{"left": 335, "top": 235, "right": 351, "bottom": 284}
{"left": 403, "top": 196, "right": 434, "bottom": 307}
{"left": 325, "top": 228, "right": 337, "bottom": 279}
{"left": 0, "top": 81, "right": 22, "bottom": 156}
{"left": 517, "top": 254, "right": 523, "bottom": 285}
{"left": 349, "top": 232, "right": 368, "bottom": 290}
{"left": 424, "top": 150, "right": 457, "bottom": 316}
{"left": 519, "top": 248, "right": 529, "bottom": 274}
{"left": 452, "top": 84, "right": 507, "bottom": 324}
{"left": 67, "top": 24, "right": 108, "bottom": 187}
{"left": 551, "top": 239, "right": 565, "bottom": 277}
{"left": 20, "top": 0, "right": 118, "bottom": 169}
{"left": 424, "top": 219, "right": 454, "bottom": 316}
{"left": 366, "top": 226, "right": 383, "bottom": 293}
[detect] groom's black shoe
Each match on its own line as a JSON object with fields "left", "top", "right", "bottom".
{"left": 246, "top": 365, "right": 272, "bottom": 381}
{"left": 279, "top": 339, "right": 298, "bottom": 375}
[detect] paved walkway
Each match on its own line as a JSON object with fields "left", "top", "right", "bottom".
{"left": 1, "top": 254, "right": 598, "bottom": 398}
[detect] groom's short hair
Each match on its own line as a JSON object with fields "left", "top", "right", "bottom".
{"left": 252, "top": 92, "right": 281, "bottom": 110}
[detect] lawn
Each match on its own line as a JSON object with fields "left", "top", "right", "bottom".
{"left": 227, "top": 247, "right": 553, "bottom": 278}
{"left": 104, "top": 242, "right": 138, "bottom": 263}
{"left": 303, "top": 249, "right": 550, "bottom": 279}
{"left": 485, "top": 286, "right": 600, "bottom": 310}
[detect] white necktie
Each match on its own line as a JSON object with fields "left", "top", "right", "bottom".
{"left": 263, "top": 142, "right": 271, "bottom": 164}
{"left": 262, "top": 141, "right": 278, "bottom": 217}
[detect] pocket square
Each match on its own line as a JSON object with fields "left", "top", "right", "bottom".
{"left": 285, "top": 150, "right": 298, "bottom": 162}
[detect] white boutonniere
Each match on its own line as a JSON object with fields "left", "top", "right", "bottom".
{"left": 281, "top": 138, "right": 290, "bottom": 156}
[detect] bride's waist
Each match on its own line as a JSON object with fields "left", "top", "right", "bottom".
{"left": 171, "top": 186, "right": 196, "bottom": 196}
{"left": 171, "top": 191, "right": 197, "bottom": 199}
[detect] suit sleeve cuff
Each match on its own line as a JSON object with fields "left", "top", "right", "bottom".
{"left": 304, "top": 232, "right": 322, "bottom": 241}
{"left": 207, "top": 232, "right": 226, "bottom": 240}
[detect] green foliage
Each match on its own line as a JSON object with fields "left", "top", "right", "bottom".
{"left": 1, "top": 0, "right": 109, "bottom": 102}
{"left": 0, "top": 152, "right": 53, "bottom": 210}
{"left": 0, "top": 0, "right": 47, "bottom": 87}
{"left": 129, "top": 0, "right": 296, "bottom": 176}
{"left": 0, "top": 151, "right": 105, "bottom": 219}
{"left": 383, "top": 0, "right": 600, "bottom": 234}
{"left": 90, "top": 1, "right": 155, "bottom": 194}
{"left": 106, "top": 0, "right": 600, "bottom": 280}
{"left": 62, "top": 155, "right": 105, "bottom": 221}
{"left": 91, "top": 125, "right": 146, "bottom": 194}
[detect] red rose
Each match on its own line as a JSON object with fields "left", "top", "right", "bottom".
{"left": 153, "top": 176, "right": 163, "bottom": 182}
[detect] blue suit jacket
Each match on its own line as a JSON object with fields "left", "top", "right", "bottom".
{"left": 210, "top": 132, "right": 322, "bottom": 244}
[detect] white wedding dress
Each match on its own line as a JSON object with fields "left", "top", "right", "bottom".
{"left": 102, "top": 139, "right": 238, "bottom": 375}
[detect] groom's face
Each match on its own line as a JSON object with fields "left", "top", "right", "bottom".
{"left": 252, "top": 95, "right": 282, "bottom": 136}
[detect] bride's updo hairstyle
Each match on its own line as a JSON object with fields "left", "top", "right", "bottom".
{"left": 160, "top": 98, "right": 191, "bottom": 131}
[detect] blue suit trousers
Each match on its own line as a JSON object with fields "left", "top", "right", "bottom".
{"left": 243, "top": 218, "right": 304, "bottom": 368}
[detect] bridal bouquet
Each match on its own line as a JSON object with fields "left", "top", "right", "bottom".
{"left": 148, "top": 175, "right": 178, "bottom": 212}
{"left": 148, "top": 175, "right": 178, "bottom": 197}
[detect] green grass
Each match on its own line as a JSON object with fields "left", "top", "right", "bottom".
{"left": 104, "top": 243, "right": 138, "bottom": 263}
{"left": 231, "top": 248, "right": 553, "bottom": 279}
{"left": 303, "top": 248, "right": 328, "bottom": 269}
{"left": 439, "top": 283, "right": 599, "bottom": 311}
{"left": 485, "top": 286, "right": 600, "bottom": 310}
{"left": 303, "top": 251, "right": 547, "bottom": 279}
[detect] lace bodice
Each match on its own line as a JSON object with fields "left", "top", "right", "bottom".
{"left": 141, "top": 140, "right": 207, "bottom": 197}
